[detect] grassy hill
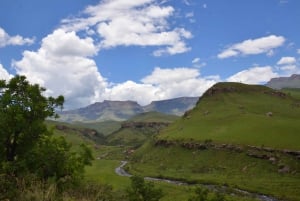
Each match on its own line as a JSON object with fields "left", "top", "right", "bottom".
{"left": 128, "top": 111, "right": 179, "bottom": 122}
{"left": 106, "top": 112, "right": 178, "bottom": 146}
{"left": 158, "top": 82, "right": 300, "bottom": 150}
{"left": 127, "top": 82, "right": 300, "bottom": 201}
{"left": 281, "top": 88, "right": 300, "bottom": 99}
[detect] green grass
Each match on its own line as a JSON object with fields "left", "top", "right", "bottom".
{"left": 281, "top": 88, "right": 300, "bottom": 99}
{"left": 128, "top": 141, "right": 300, "bottom": 201}
{"left": 159, "top": 83, "right": 300, "bottom": 150}
{"left": 74, "top": 121, "right": 122, "bottom": 136}
{"left": 128, "top": 111, "right": 179, "bottom": 123}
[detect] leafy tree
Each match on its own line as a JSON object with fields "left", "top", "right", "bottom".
{"left": 27, "top": 135, "right": 93, "bottom": 187}
{"left": 127, "top": 176, "right": 163, "bottom": 201}
{"left": 0, "top": 75, "right": 64, "bottom": 171}
{"left": 0, "top": 75, "right": 95, "bottom": 200}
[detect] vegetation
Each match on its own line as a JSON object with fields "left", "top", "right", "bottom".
{"left": 2, "top": 78, "right": 299, "bottom": 200}
{"left": 159, "top": 82, "right": 300, "bottom": 150}
{"left": 127, "top": 83, "right": 300, "bottom": 201}
{"left": 127, "top": 176, "right": 163, "bottom": 201}
{"left": 0, "top": 75, "right": 93, "bottom": 200}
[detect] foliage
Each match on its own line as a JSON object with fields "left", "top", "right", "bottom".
{"left": 0, "top": 75, "right": 64, "bottom": 171}
{"left": 0, "top": 75, "right": 94, "bottom": 199}
{"left": 127, "top": 175, "right": 163, "bottom": 201}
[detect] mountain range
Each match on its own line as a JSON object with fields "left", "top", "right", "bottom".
{"left": 57, "top": 97, "right": 199, "bottom": 122}
{"left": 266, "top": 74, "right": 300, "bottom": 89}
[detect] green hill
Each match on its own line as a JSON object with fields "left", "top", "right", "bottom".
{"left": 127, "top": 82, "right": 300, "bottom": 201}
{"left": 159, "top": 82, "right": 300, "bottom": 150}
{"left": 128, "top": 111, "right": 179, "bottom": 123}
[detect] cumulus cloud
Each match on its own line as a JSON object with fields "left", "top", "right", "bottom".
{"left": 277, "top": 56, "right": 296, "bottom": 65}
{"left": 0, "top": 27, "right": 34, "bottom": 48}
{"left": 12, "top": 28, "right": 216, "bottom": 108}
{"left": 276, "top": 56, "right": 299, "bottom": 74}
{"left": 96, "top": 67, "right": 219, "bottom": 106}
{"left": 13, "top": 29, "right": 106, "bottom": 109}
{"left": 140, "top": 67, "right": 218, "bottom": 101}
{"left": 218, "top": 35, "right": 285, "bottom": 59}
{"left": 227, "top": 66, "right": 278, "bottom": 84}
{"left": 0, "top": 63, "right": 13, "bottom": 80}
{"left": 61, "top": 0, "right": 191, "bottom": 56}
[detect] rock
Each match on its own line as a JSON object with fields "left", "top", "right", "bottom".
{"left": 278, "top": 165, "right": 290, "bottom": 173}
{"left": 266, "top": 112, "right": 273, "bottom": 117}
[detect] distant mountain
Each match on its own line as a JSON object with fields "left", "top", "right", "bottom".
{"left": 58, "top": 100, "right": 144, "bottom": 122}
{"left": 143, "top": 97, "right": 199, "bottom": 116}
{"left": 57, "top": 97, "right": 199, "bottom": 122}
{"left": 266, "top": 74, "right": 300, "bottom": 89}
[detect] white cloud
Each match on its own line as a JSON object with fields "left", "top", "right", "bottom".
{"left": 279, "top": 65, "right": 296, "bottom": 71}
{"left": 0, "top": 63, "right": 13, "bottom": 80}
{"left": 12, "top": 28, "right": 215, "bottom": 109}
{"left": 0, "top": 27, "right": 34, "bottom": 48}
{"left": 13, "top": 29, "right": 106, "bottom": 109}
{"left": 297, "top": 49, "right": 300, "bottom": 54}
{"left": 140, "top": 67, "right": 218, "bottom": 101}
{"left": 191, "top": 57, "right": 206, "bottom": 68}
{"left": 277, "top": 56, "right": 296, "bottom": 65}
{"left": 60, "top": 0, "right": 191, "bottom": 56}
{"left": 218, "top": 35, "right": 285, "bottom": 59}
{"left": 192, "top": 57, "right": 200, "bottom": 64}
{"left": 203, "top": 4, "right": 207, "bottom": 9}
{"left": 227, "top": 66, "right": 278, "bottom": 84}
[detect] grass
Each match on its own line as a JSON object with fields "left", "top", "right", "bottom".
{"left": 128, "top": 141, "right": 300, "bottom": 201}
{"left": 128, "top": 111, "right": 179, "bottom": 123}
{"left": 159, "top": 83, "right": 300, "bottom": 150}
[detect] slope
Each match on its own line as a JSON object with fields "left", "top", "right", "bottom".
{"left": 128, "top": 82, "right": 300, "bottom": 201}
{"left": 106, "top": 112, "right": 177, "bottom": 146}
{"left": 159, "top": 82, "right": 300, "bottom": 150}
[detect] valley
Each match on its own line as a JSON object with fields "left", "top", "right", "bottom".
{"left": 50, "top": 79, "right": 300, "bottom": 201}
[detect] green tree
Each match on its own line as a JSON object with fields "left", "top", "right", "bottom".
{"left": 27, "top": 135, "right": 93, "bottom": 186}
{"left": 127, "top": 176, "right": 163, "bottom": 201}
{"left": 0, "top": 75, "right": 64, "bottom": 170}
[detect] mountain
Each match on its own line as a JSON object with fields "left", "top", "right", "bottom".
{"left": 143, "top": 97, "right": 199, "bottom": 116}
{"left": 129, "top": 82, "right": 300, "bottom": 200}
{"left": 57, "top": 97, "right": 198, "bottom": 122}
{"left": 266, "top": 74, "right": 300, "bottom": 89}
{"left": 58, "top": 100, "right": 144, "bottom": 122}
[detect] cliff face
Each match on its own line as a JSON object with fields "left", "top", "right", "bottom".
{"left": 266, "top": 74, "right": 300, "bottom": 89}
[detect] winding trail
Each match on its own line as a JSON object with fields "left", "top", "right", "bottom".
{"left": 115, "top": 161, "right": 279, "bottom": 201}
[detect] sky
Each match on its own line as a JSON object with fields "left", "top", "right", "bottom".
{"left": 0, "top": 0, "right": 300, "bottom": 109}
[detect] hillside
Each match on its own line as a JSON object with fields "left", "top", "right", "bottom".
{"left": 57, "top": 97, "right": 198, "bottom": 122}
{"left": 106, "top": 112, "right": 178, "bottom": 146}
{"left": 128, "top": 111, "right": 179, "bottom": 123}
{"left": 128, "top": 82, "right": 300, "bottom": 201}
{"left": 158, "top": 82, "right": 300, "bottom": 150}
{"left": 266, "top": 74, "right": 300, "bottom": 89}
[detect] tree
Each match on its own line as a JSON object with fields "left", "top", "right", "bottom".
{"left": 127, "top": 176, "right": 163, "bottom": 201}
{"left": 0, "top": 75, "right": 64, "bottom": 173}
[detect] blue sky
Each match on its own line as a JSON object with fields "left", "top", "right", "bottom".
{"left": 0, "top": 0, "right": 300, "bottom": 109}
